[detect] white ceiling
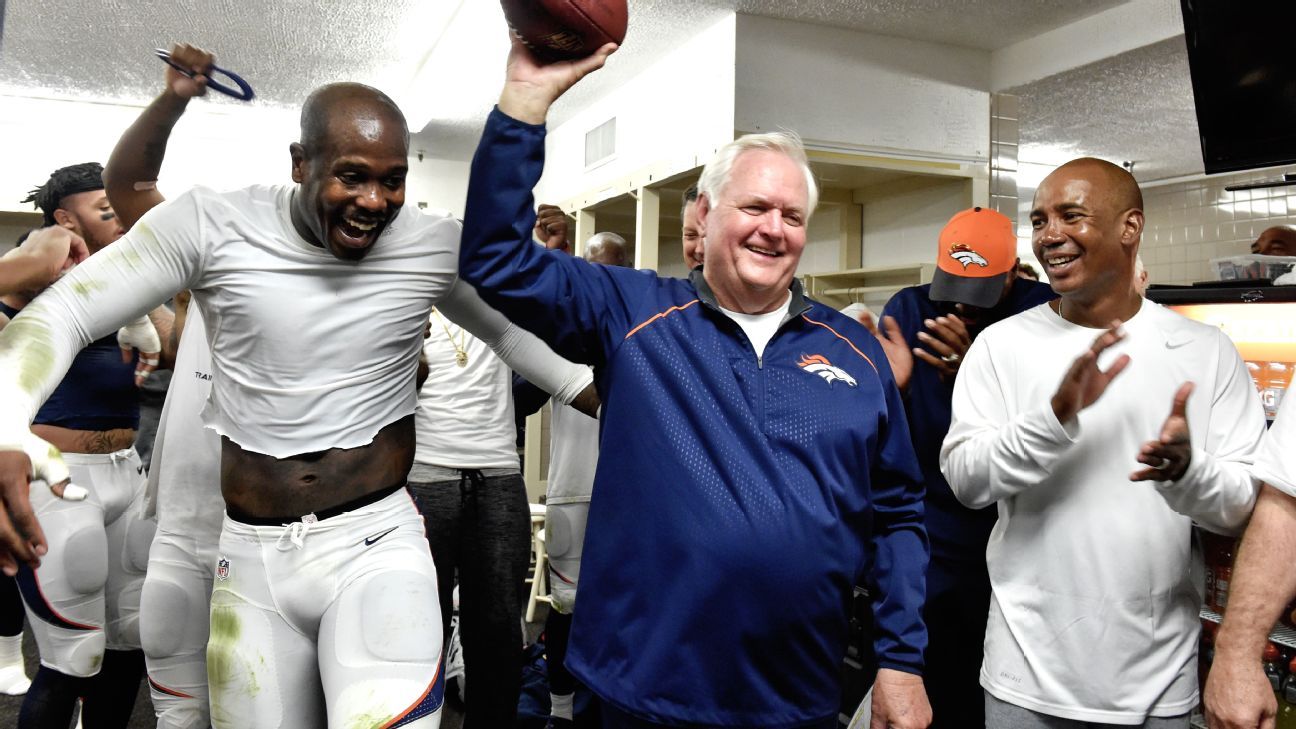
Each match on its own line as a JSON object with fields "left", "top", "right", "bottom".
{"left": 0, "top": 0, "right": 440, "bottom": 108}
{"left": 1011, "top": 36, "right": 1202, "bottom": 183}
{"left": 0, "top": 0, "right": 1205, "bottom": 178}
{"left": 734, "top": 0, "right": 1126, "bottom": 51}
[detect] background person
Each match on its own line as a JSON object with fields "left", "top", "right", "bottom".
{"left": 1204, "top": 392, "right": 1296, "bottom": 729}
{"left": 7, "top": 162, "right": 167, "bottom": 729}
{"left": 1251, "top": 225, "right": 1296, "bottom": 256}
{"left": 100, "top": 42, "right": 224, "bottom": 729}
{"left": 863, "top": 206, "right": 1055, "bottom": 729}
{"left": 408, "top": 291, "right": 591, "bottom": 728}
{"left": 681, "top": 185, "right": 703, "bottom": 269}
{"left": 516, "top": 226, "right": 628, "bottom": 729}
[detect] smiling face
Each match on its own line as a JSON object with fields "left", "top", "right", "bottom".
{"left": 1029, "top": 160, "right": 1143, "bottom": 307}
{"left": 681, "top": 199, "right": 704, "bottom": 269}
{"left": 290, "top": 88, "right": 409, "bottom": 261}
{"left": 698, "top": 149, "right": 808, "bottom": 314}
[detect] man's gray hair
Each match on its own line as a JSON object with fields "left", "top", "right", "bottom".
{"left": 696, "top": 131, "right": 818, "bottom": 219}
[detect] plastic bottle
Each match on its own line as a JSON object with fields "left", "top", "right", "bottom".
{"left": 1265, "top": 643, "right": 1283, "bottom": 691}
{"left": 1277, "top": 655, "right": 1296, "bottom": 728}
{"left": 1215, "top": 540, "right": 1236, "bottom": 612}
{"left": 1202, "top": 533, "right": 1229, "bottom": 612}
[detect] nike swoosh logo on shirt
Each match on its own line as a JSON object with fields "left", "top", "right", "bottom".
{"left": 364, "top": 526, "right": 399, "bottom": 546}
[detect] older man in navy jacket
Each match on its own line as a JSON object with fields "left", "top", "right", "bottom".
{"left": 459, "top": 40, "right": 931, "bottom": 729}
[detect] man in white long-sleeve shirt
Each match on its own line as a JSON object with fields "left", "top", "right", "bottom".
{"left": 0, "top": 80, "right": 594, "bottom": 729}
{"left": 941, "top": 158, "right": 1265, "bottom": 727}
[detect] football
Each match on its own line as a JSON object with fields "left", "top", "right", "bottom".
{"left": 501, "top": 0, "right": 628, "bottom": 61}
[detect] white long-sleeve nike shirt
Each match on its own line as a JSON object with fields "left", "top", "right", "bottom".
{"left": 941, "top": 299, "right": 1265, "bottom": 724}
{"left": 0, "top": 185, "right": 589, "bottom": 459}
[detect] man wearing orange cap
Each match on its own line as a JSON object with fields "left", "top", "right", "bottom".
{"left": 862, "top": 206, "right": 1054, "bottom": 728}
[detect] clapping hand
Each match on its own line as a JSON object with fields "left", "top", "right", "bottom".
{"left": 1051, "top": 322, "right": 1130, "bottom": 425}
{"left": 1130, "top": 382, "right": 1194, "bottom": 482}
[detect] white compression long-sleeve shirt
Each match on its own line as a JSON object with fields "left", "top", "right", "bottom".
{"left": 0, "top": 184, "right": 589, "bottom": 460}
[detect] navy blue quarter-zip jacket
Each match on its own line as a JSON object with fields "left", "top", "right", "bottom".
{"left": 459, "top": 107, "right": 928, "bottom": 727}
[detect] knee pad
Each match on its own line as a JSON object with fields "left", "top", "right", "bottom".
{"left": 57, "top": 631, "right": 108, "bottom": 678}
{"left": 124, "top": 517, "right": 157, "bottom": 574}
{"left": 106, "top": 582, "right": 143, "bottom": 650}
{"left": 63, "top": 526, "right": 109, "bottom": 595}
{"left": 546, "top": 508, "right": 573, "bottom": 557}
{"left": 355, "top": 571, "right": 440, "bottom": 663}
{"left": 140, "top": 579, "right": 192, "bottom": 659}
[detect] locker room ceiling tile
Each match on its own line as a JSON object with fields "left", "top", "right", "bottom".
{"left": 733, "top": 0, "right": 1125, "bottom": 51}
{"left": 0, "top": 0, "right": 439, "bottom": 107}
{"left": 1010, "top": 37, "right": 1201, "bottom": 183}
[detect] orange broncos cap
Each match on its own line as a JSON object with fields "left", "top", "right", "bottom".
{"left": 929, "top": 206, "right": 1018, "bottom": 309}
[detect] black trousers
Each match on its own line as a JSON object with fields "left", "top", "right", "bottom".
{"left": 600, "top": 703, "right": 837, "bottom": 729}
{"left": 923, "top": 554, "right": 992, "bottom": 729}
{"left": 409, "top": 470, "right": 531, "bottom": 729}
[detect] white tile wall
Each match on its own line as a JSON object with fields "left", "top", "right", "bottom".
{"left": 1141, "top": 165, "right": 1296, "bottom": 286}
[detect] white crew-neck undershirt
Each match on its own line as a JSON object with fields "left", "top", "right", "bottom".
{"left": 718, "top": 294, "right": 792, "bottom": 361}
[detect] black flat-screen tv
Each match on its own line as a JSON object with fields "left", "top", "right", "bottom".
{"left": 1181, "top": 0, "right": 1296, "bottom": 174}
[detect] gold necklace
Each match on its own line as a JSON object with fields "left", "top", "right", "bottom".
{"left": 430, "top": 308, "right": 468, "bottom": 367}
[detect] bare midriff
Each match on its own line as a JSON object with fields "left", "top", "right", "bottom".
{"left": 32, "top": 425, "right": 137, "bottom": 455}
{"left": 219, "top": 415, "right": 415, "bottom": 519}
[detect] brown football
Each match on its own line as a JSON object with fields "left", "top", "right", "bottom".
{"left": 501, "top": 0, "right": 628, "bottom": 61}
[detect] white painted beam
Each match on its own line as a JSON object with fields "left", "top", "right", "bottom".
{"left": 635, "top": 188, "right": 661, "bottom": 270}
{"left": 574, "top": 209, "right": 596, "bottom": 257}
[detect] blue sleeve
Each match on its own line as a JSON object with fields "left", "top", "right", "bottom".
{"left": 864, "top": 339, "right": 930, "bottom": 675}
{"left": 459, "top": 107, "right": 651, "bottom": 365}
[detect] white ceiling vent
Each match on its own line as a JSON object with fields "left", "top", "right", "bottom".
{"left": 585, "top": 117, "right": 616, "bottom": 168}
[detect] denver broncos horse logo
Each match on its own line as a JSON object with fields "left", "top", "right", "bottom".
{"left": 797, "top": 354, "right": 857, "bottom": 388}
{"left": 949, "top": 243, "right": 989, "bottom": 269}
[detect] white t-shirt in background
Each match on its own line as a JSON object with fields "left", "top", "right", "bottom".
{"left": 414, "top": 312, "right": 518, "bottom": 470}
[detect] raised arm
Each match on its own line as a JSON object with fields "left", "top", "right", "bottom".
{"left": 103, "top": 43, "right": 213, "bottom": 231}
{"left": 104, "top": 42, "right": 214, "bottom": 371}
{"left": 458, "top": 39, "right": 627, "bottom": 362}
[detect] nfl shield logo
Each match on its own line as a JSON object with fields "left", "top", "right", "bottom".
{"left": 216, "top": 557, "right": 230, "bottom": 581}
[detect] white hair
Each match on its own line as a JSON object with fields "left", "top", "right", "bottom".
{"left": 696, "top": 131, "right": 818, "bottom": 219}
{"left": 1134, "top": 254, "right": 1149, "bottom": 296}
